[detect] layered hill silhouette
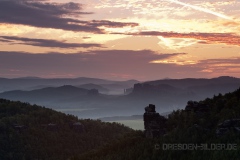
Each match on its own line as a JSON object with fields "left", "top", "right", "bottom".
{"left": 1, "top": 82, "right": 240, "bottom": 159}
{"left": 0, "top": 76, "right": 240, "bottom": 118}
{"left": 0, "top": 77, "right": 139, "bottom": 94}
{"left": 129, "top": 76, "right": 240, "bottom": 105}
{"left": 77, "top": 83, "right": 109, "bottom": 94}
{"left": 0, "top": 85, "right": 89, "bottom": 103}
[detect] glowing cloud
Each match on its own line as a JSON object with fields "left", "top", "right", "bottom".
{"left": 150, "top": 59, "right": 197, "bottom": 65}
{"left": 158, "top": 36, "right": 198, "bottom": 50}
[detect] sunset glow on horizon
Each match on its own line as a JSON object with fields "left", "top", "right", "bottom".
{"left": 0, "top": 0, "right": 240, "bottom": 80}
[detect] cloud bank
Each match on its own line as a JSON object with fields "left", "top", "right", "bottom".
{"left": 0, "top": 0, "right": 138, "bottom": 33}
{"left": 0, "top": 36, "right": 102, "bottom": 48}
{"left": 126, "top": 31, "right": 240, "bottom": 46}
{"left": 0, "top": 50, "right": 185, "bottom": 79}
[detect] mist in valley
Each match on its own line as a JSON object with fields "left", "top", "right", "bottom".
{"left": 1, "top": 76, "right": 240, "bottom": 122}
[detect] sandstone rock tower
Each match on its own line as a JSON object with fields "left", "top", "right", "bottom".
{"left": 144, "top": 104, "right": 167, "bottom": 138}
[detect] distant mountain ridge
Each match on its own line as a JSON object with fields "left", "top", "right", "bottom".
{"left": 0, "top": 76, "right": 239, "bottom": 118}
{"left": 130, "top": 76, "right": 240, "bottom": 101}
{"left": 0, "top": 77, "right": 139, "bottom": 94}
{"left": 77, "top": 83, "right": 109, "bottom": 93}
{"left": 144, "top": 76, "right": 240, "bottom": 88}
{"left": 0, "top": 85, "right": 89, "bottom": 104}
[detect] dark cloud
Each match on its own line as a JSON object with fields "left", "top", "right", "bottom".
{"left": 198, "top": 58, "right": 240, "bottom": 67}
{"left": 0, "top": 36, "right": 102, "bottom": 48}
{"left": 0, "top": 50, "right": 185, "bottom": 79}
{"left": 82, "top": 37, "right": 91, "bottom": 39}
{"left": 124, "top": 31, "right": 240, "bottom": 46}
{"left": 197, "top": 41, "right": 211, "bottom": 44}
{"left": 2, "top": 50, "right": 238, "bottom": 79}
{"left": 0, "top": 0, "right": 138, "bottom": 33}
{"left": 0, "top": 39, "right": 12, "bottom": 43}
{"left": 199, "top": 58, "right": 240, "bottom": 76}
{"left": 88, "top": 20, "right": 138, "bottom": 28}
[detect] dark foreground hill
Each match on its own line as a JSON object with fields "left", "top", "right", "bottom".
{"left": 75, "top": 87, "right": 240, "bottom": 160}
{"left": 0, "top": 99, "right": 133, "bottom": 160}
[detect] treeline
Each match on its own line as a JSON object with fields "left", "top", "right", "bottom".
{"left": 75, "top": 88, "right": 240, "bottom": 160}
{"left": 0, "top": 99, "right": 133, "bottom": 160}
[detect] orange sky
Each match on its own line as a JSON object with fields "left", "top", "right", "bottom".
{"left": 0, "top": 0, "right": 239, "bottom": 80}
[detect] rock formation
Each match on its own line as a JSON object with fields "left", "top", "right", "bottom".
{"left": 143, "top": 104, "right": 167, "bottom": 138}
{"left": 216, "top": 119, "right": 240, "bottom": 136}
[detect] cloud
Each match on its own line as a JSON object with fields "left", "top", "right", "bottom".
{"left": 1, "top": 50, "right": 239, "bottom": 79}
{"left": 126, "top": 31, "right": 240, "bottom": 46}
{"left": 0, "top": 0, "right": 138, "bottom": 33}
{"left": 195, "top": 58, "right": 240, "bottom": 76}
{"left": 152, "top": 55, "right": 240, "bottom": 76}
{"left": 198, "top": 58, "right": 240, "bottom": 67}
{"left": 0, "top": 36, "right": 102, "bottom": 48}
{"left": 166, "top": 0, "right": 233, "bottom": 20}
{"left": 0, "top": 50, "right": 185, "bottom": 79}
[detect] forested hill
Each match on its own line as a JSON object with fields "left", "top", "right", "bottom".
{"left": 1, "top": 86, "right": 240, "bottom": 160}
{"left": 76, "top": 87, "right": 240, "bottom": 160}
{"left": 0, "top": 99, "right": 133, "bottom": 160}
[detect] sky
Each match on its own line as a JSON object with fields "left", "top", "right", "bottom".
{"left": 0, "top": 0, "right": 240, "bottom": 81}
